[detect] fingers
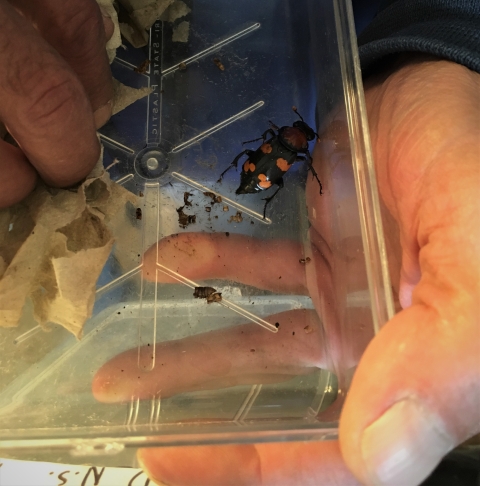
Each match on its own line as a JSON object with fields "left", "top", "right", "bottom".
{"left": 9, "top": 0, "right": 114, "bottom": 127}
{"left": 0, "top": 0, "right": 100, "bottom": 188}
{"left": 143, "top": 232, "right": 313, "bottom": 295}
{"left": 339, "top": 60, "right": 480, "bottom": 486}
{"left": 138, "top": 441, "right": 361, "bottom": 486}
{"left": 398, "top": 246, "right": 421, "bottom": 308}
{"left": 0, "top": 140, "right": 37, "bottom": 208}
{"left": 142, "top": 229, "right": 372, "bottom": 370}
{"left": 340, "top": 303, "right": 480, "bottom": 485}
{"left": 340, "top": 240, "right": 480, "bottom": 484}
{"left": 93, "top": 310, "right": 324, "bottom": 403}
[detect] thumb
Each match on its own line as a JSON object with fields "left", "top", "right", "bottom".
{"left": 138, "top": 441, "right": 361, "bottom": 486}
{"left": 340, "top": 299, "right": 480, "bottom": 485}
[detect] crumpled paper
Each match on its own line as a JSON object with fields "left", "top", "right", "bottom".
{"left": 0, "top": 2, "right": 145, "bottom": 339}
{"left": 112, "top": 79, "right": 154, "bottom": 115}
{"left": 160, "top": 1, "right": 191, "bottom": 23}
{"left": 119, "top": 0, "right": 175, "bottom": 30}
{"left": 0, "top": 152, "right": 136, "bottom": 338}
{"left": 172, "top": 19, "right": 189, "bottom": 43}
{"left": 96, "top": 0, "right": 122, "bottom": 63}
{"left": 117, "top": 0, "right": 190, "bottom": 47}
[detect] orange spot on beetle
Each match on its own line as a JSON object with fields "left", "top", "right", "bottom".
{"left": 258, "top": 174, "right": 272, "bottom": 188}
{"left": 243, "top": 160, "right": 256, "bottom": 172}
{"left": 260, "top": 143, "right": 273, "bottom": 154}
{"left": 276, "top": 158, "right": 291, "bottom": 171}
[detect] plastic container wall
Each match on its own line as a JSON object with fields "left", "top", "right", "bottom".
{"left": 0, "top": 0, "right": 393, "bottom": 462}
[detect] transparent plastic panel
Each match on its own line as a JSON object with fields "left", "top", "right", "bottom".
{"left": 0, "top": 0, "right": 391, "bottom": 456}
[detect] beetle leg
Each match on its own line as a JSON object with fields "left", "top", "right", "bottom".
{"left": 242, "top": 128, "right": 276, "bottom": 145}
{"left": 305, "top": 150, "right": 323, "bottom": 194}
{"left": 268, "top": 120, "right": 280, "bottom": 131}
{"left": 261, "top": 178, "right": 284, "bottom": 219}
{"left": 217, "top": 150, "right": 252, "bottom": 183}
{"left": 264, "top": 127, "right": 278, "bottom": 138}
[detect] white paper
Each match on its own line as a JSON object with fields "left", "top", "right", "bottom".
{"left": 0, "top": 459, "right": 151, "bottom": 486}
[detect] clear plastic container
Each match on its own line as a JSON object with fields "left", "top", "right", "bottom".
{"left": 0, "top": 0, "right": 393, "bottom": 466}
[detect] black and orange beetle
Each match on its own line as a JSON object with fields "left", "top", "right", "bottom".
{"left": 218, "top": 107, "right": 323, "bottom": 219}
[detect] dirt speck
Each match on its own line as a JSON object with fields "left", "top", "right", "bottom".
{"left": 228, "top": 211, "right": 243, "bottom": 223}
{"left": 204, "top": 191, "right": 222, "bottom": 204}
{"left": 184, "top": 192, "right": 193, "bottom": 206}
{"left": 177, "top": 206, "right": 196, "bottom": 228}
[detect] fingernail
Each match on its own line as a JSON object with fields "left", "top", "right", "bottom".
{"left": 93, "top": 100, "right": 113, "bottom": 129}
{"left": 361, "top": 398, "right": 455, "bottom": 486}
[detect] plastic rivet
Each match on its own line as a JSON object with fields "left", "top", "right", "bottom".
{"left": 146, "top": 157, "right": 159, "bottom": 170}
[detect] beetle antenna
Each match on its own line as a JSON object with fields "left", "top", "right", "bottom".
{"left": 292, "top": 106, "right": 304, "bottom": 122}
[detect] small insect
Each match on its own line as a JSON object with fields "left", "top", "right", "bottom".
{"left": 134, "top": 59, "right": 151, "bottom": 74}
{"left": 193, "top": 286, "right": 222, "bottom": 303}
{"left": 213, "top": 58, "right": 225, "bottom": 71}
{"left": 218, "top": 107, "right": 323, "bottom": 218}
{"left": 135, "top": 208, "right": 142, "bottom": 220}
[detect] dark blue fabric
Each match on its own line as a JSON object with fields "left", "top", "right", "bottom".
{"left": 357, "top": 0, "right": 480, "bottom": 74}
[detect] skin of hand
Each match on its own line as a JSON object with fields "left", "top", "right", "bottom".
{"left": 0, "top": 0, "right": 114, "bottom": 209}
{"left": 93, "top": 56, "right": 480, "bottom": 485}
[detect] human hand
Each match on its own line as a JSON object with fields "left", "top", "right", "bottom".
{"left": 0, "top": 0, "right": 114, "bottom": 208}
{"left": 94, "top": 57, "right": 480, "bottom": 485}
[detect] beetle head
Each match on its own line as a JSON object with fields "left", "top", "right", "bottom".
{"left": 293, "top": 121, "right": 316, "bottom": 141}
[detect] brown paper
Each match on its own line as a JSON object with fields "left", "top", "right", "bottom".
{"left": 112, "top": 79, "right": 154, "bottom": 115}
{"left": 96, "top": 0, "right": 122, "bottom": 63}
{"left": 131, "top": 0, "right": 175, "bottom": 31}
{"left": 0, "top": 4, "right": 142, "bottom": 338}
{"left": 0, "top": 152, "right": 136, "bottom": 338}
{"left": 119, "top": 0, "right": 175, "bottom": 31}
{"left": 117, "top": 0, "right": 190, "bottom": 46}
{"left": 119, "top": 22, "right": 149, "bottom": 48}
{"left": 172, "top": 20, "right": 190, "bottom": 43}
{"left": 160, "top": 1, "right": 191, "bottom": 23}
